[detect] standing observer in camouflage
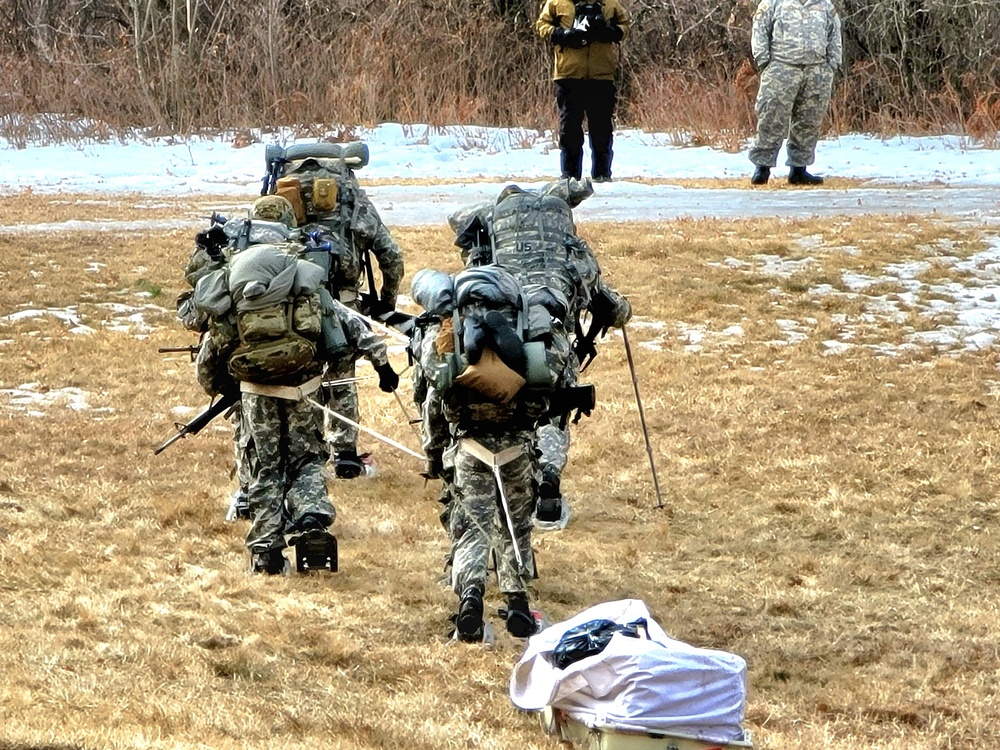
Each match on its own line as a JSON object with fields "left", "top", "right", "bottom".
{"left": 748, "top": 0, "right": 842, "bottom": 185}
{"left": 537, "top": 0, "right": 630, "bottom": 182}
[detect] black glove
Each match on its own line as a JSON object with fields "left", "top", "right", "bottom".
{"left": 375, "top": 363, "right": 399, "bottom": 393}
{"left": 552, "top": 26, "right": 589, "bottom": 49}
{"left": 362, "top": 294, "right": 394, "bottom": 320}
{"left": 590, "top": 18, "right": 623, "bottom": 43}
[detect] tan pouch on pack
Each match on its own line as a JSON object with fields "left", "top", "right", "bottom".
{"left": 313, "top": 178, "right": 339, "bottom": 212}
{"left": 275, "top": 177, "right": 306, "bottom": 225}
{"left": 455, "top": 347, "right": 526, "bottom": 403}
{"left": 435, "top": 316, "right": 456, "bottom": 355}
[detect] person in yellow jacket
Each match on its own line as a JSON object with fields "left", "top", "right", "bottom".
{"left": 536, "top": 0, "right": 631, "bottom": 183}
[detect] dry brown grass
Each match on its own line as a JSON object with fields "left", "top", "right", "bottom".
{"left": 2, "top": 199, "right": 999, "bottom": 749}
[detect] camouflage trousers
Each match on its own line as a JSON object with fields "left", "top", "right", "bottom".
{"left": 230, "top": 403, "right": 250, "bottom": 492}
{"left": 240, "top": 392, "right": 333, "bottom": 553}
{"left": 749, "top": 61, "right": 835, "bottom": 168}
{"left": 449, "top": 432, "right": 536, "bottom": 596}
{"left": 322, "top": 359, "right": 360, "bottom": 454}
{"left": 537, "top": 350, "right": 579, "bottom": 482}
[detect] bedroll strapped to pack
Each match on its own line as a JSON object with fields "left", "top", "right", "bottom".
{"left": 222, "top": 217, "right": 301, "bottom": 253}
{"left": 226, "top": 246, "right": 325, "bottom": 385}
{"left": 261, "top": 142, "right": 369, "bottom": 219}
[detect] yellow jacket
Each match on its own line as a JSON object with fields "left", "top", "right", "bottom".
{"left": 536, "top": 0, "right": 631, "bottom": 81}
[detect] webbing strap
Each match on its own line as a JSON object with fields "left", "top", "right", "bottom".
{"left": 240, "top": 375, "right": 322, "bottom": 401}
{"left": 458, "top": 438, "right": 526, "bottom": 567}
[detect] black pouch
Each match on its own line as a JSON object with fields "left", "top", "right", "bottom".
{"left": 551, "top": 617, "right": 648, "bottom": 670}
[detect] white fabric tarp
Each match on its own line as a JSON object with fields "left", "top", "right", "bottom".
{"left": 509, "top": 599, "right": 749, "bottom": 744}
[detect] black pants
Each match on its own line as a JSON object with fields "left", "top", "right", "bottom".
{"left": 555, "top": 78, "right": 618, "bottom": 180}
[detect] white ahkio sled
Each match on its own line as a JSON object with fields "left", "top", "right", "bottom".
{"left": 510, "top": 599, "right": 754, "bottom": 750}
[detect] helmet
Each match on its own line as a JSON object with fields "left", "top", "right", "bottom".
{"left": 252, "top": 195, "right": 297, "bottom": 227}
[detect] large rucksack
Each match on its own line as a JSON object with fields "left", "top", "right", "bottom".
{"left": 260, "top": 142, "right": 377, "bottom": 294}
{"left": 225, "top": 245, "right": 326, "bottom": 385}
{"left": 413, "top": 265, "right": 569, "bottom": 403}
{"left": 489, "top": 186, "right": 599, "bottom": 322}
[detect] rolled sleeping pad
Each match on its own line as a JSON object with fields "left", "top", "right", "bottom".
{"left": 264, "top": 142, "right": 370, "bottom": 169}
{"left": 410, "top": 268, "right": 456, "bottom": 317}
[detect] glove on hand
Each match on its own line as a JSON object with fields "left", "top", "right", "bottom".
{"left": 375, "top": 363, "right": 399, "bottom": 393}
{"left": 590, "top": 18, "right": 623, "bottom": 43}
{"left": 552, "top": 26, "right": 589, "bottom": 49}
{"left": 364, "top": 294, "right": 395, "bottom": 320}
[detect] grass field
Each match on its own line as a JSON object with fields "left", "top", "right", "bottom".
{"left": 1, "top": 196, "right": 998, "bottom": 749}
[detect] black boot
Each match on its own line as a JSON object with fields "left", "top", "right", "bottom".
{"left": 456, "top": 584, "right": 485, "bottom": 641}
{"left": 788, "top": 166, "right": 823, "bottom": 185}
{"left": 503, "top": 592, "right": 537, "bottom": 638}
{"left": 250, "top": 548, "right": 287, "bottom": 576}
{"left": 536, "top": 469, "right": 562, "bottom": 523}
{"left": 750, "top": 166, "right": 770, "bottom": 185}
{"left": 333, "top": 449, "right": 364, "bottom": 479}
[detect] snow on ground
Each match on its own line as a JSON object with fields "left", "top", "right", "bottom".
{"left": 1, "top": 125, "right": 997, "bottom": 194}
{"left": 1, "top": 124, "right": 1000, "bottom": 417}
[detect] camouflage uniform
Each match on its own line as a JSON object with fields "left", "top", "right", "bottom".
{"left": 449, "top": 178, "right": 632, "bottom": 518}
{"left": 191, "top": 234, "right": 341, "bottom": 572}
{"left": 417, "top": 279, "right": 549, "bottom": 637}
{"left": 240, "top": 390, "right": 331, "bottom": 555}
{"left": 748, "top": 0, "right": 842, "bottom": 169}
{"left": 300, "top": 167, "right": 404, "bottom": 462}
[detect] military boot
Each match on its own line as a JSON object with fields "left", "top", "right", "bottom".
{"left": 291, "top": 514, "right": 338, "bottom": 573}
{"left": 788, "top": 166, "right": 824, "bottom": 185}
{"left": 750, "top": 166, "right": 770, "bottom": 185}
{"left": 333, "top": 449, "right": 364, "bottom": 479}
{"left": 503, "top": 592, "right": 537, "bottom": 638}
{"left": 455, "top": 584, "right": 485, "bottom": 642}
{"left": 250, "top": 548, "right": 288, "bottom": 576}
{"left": 535, "top": 470, "right": 562, "bottom": 523}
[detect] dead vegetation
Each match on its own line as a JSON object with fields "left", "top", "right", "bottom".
{"left": 1, "top": 1, "right": 998, "bottom": 145}
{"left": 1, "top": 200, "right": 999, "bottom": 749}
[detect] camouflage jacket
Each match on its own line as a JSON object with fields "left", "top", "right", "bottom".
{"left": 301, "top": 172, "right": 404, "bottom": 307}
{"left": 752, "top": 0, "right": 842, "bottom": 70}
{"left": 536, "top": 0, "right": 631, "bottom": 80}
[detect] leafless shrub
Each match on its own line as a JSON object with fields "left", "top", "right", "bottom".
{"left": 0, "top": 0, "right": 997, "bottom": 144}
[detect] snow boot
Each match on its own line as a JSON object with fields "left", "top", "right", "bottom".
{"left": 788, "top": 166, "right": 824, "bottom": 185}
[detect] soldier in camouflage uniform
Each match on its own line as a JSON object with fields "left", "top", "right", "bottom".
{"left": 190, "top": 196, "right": 398, "bottom": 574}
{"left": 748, "top": 0, "right": 842, "bottom": 185}
{"left": 290, "top": 159, "right": 405, "bottom": 479}
{"left": 416, "top": 267, "right": 546, "bottom": 641}
{"left": 448, "top": 177, "right": 632, "bottom": 529}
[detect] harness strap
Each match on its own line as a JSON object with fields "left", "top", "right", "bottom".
{"left": 458, "top": 438, "right": 526, "bottom": 567}
{"left": 240, "top": 375, "right": 323, "bottom": 401}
